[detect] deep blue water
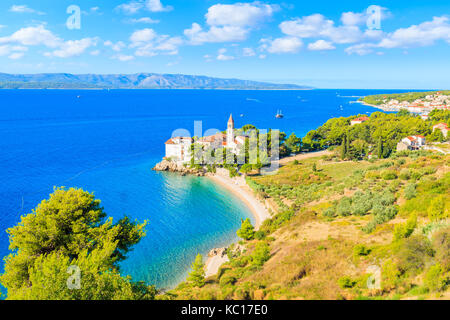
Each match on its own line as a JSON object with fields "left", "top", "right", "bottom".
{"left": 0, "top": 89, "right": 410, "bottom": 294}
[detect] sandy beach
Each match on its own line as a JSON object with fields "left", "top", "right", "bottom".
{"left": 209, "top": 174, "right": 271, "bottom": 229}
{"left": 204, "top": 173, "right": 271, "bottom": 277}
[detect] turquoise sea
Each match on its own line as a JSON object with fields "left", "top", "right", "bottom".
{"left": 0, "top": 89, "right": 410, "bottom": 293}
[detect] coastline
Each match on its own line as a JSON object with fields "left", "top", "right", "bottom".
{"left": 204, "top": 173, "right": 271, "bottom": 278}
{"left": 208, "top": 174, "right": 271, "bottom": 230}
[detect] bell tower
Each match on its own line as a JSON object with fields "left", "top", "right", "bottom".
{"left": 227, "top": 114, "right": 235, "bottom": 147}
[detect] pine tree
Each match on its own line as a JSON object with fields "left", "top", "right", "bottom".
{"left": 237, "top": 218, "right": 255, "bottom": 240}
{"left": 187, "top": 254, "right": 205, "bottom": 287}
{"left": 377, "top": 137, "right": 383, "bottom": 159}
{"left": 341, "top": 135, "right": 347, "bottom": 159}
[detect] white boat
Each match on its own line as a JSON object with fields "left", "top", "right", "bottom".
{"left": 275, "top": 110, "right": 284, "bottom": 119}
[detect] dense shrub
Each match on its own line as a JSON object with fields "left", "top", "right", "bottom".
{"left": 251, "top": 242, "right": 271, "bottom": 267}
{"left": 399, "top": 169, "right": 411, "bottom": 180}
{"left": 424, "top": 264, "right": 448, "bottom": 292}
{"left": 338, "top": 276, "right": 356, "bottom": 289}
{"left": 353, "top": 244, "right": 371, "bottom": 257}
{"left": 397, "top": 235, "right": 434, "bottom": 274}
{"left": 428, "top": 195, "right": 448, "bottom": 221}
{"left": 381, "top": 170, "right": 398, "bottom": 180}
{"left": 220, "top": 274, "right": 237, "bottom": 287}
{"left": 433, "top": 228, "right": 450, "bottom": 272}
{"left": 393, "top": 213, "right": 417, "bottom": 241}
{"left": 404, "top": 183, "right": 417, "bottom": 200}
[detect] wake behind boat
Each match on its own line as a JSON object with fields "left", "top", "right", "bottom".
{"left": 275, "top": 110, "right": 284, "bottom": 119}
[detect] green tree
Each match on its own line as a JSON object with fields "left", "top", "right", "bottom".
{"left": 240, "top": 164, "right": 253, "bottom": 176}
{"left": 251, "top": 242, "right": 271, "bottom": 266}
{"left": 237, "top": 218, "right": 255, "bottom": 241}
{"left": 341, "top": 134, "right": 348, "bottom": 159}
{"left": 285, "top": 133, "right": 302, "bottom": 154}
{"left": 187, "top": 254, "right": 205, "bottom": 287}
{"left": 428, "top": 195, "right": 447, "bottom": 221}
{"left": 377, "top": 137, "right": 384, "bottom": 159}
{"left": 0, "top": 187, "right": 154, "bottom": 300}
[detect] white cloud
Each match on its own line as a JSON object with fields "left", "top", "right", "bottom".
{"left": 130, "top": 28, "right": 182, "bottom": 56}
{"left": 243, "top": 47, "right": 256, "bottom": 56}
{"left": 129, "top": 17, "right": 160, "bottom": 24}
{"left": 261, "top": 37, "right": 303, "bottom": 54}
{"left": 280, "top": 14, "right": 333, "bottom": 38}
{"left": 116, "top": 1, "right": 144, "bottom": 14}
{"left": 345, "top": 16, "right": 450, "bottom": 55}
{"left": 280, "top": 14, "right": 364, "bottom": 44}
{"left": 9, "top": 5, "right": 45, "bottom": 15}
{"left": 0, "top": 25, "right": 61, "bottom": 47}
{"left": 308, "top": 39, "right": 335, "bottom": 51}
{"left": 0, "top": 44, "right": 28, "bottom": 58}
{"left": 378, "top": 16, "right": 450, "bottom": 48}
{"left": 9, "top": 52, "right": 25, "bottom": 59}
{"left": 341, "top": 12, "right": 366, "bottom": 26}
{"left": 90, "top": 50, "right": 101, "bottom": 56}
{"left": 130, "top": 28, "right": 158, "bottom": 45}
{"left": 113, "top": 54, "right": 135, "bottom": 61}
{"left": 344, "top": 43, "right": 375, "bottom": 55}
{"left": 184, "top": 2, "right": 277, "bottom": 45}
{"left": 206, "top": 2, "right": 277, "bottom": 27}
{"left": 184, "top": 23, "right": 248, "bottom": 45}
{"left": 146, "top": 0, "right": 173, "bottom": 12}
{"left": 104, "top": 40, "right": 126, "bottom": 52}
{"left": 46, "top": 38, "right": 98, "bottom": 58}
{"left": 217, "top": 48, "right": 235, "bottom": 61}
{"left": 116, "top": 0, "right": 172, "bottom": 14}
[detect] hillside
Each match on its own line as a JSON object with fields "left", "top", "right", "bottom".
{"left": 164, "top": 111, "right": 450, "bottom": 301}
{"left": 165, "top": 151, "right": 449, "bottom": 300}
{"left": 361, "top": 91, "right": 450, "bottom": 106}
{"left": 0, "top": 73, "right": 311, "bottom": 90}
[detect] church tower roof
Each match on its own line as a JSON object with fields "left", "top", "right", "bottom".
{"left": 228, "top": 114, "right": 234, "bottom": 125}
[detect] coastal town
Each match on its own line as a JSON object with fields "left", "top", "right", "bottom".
{"left": 362, "top": 91, "right": 450, "bottom": 118}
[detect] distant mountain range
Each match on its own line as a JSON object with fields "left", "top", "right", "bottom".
{"left": 0, "top": 73, "right": 312, "bottom": 90}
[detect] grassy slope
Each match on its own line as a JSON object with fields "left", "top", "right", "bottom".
{"left": 163, "top": 151, "right": 449, "bottom": 300}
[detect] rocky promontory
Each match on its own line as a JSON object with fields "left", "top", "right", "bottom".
{"left": 152, "top": 160, "right": 207, "bottom": 176}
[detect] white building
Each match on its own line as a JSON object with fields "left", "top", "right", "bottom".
{"left": 397, "top": 135, "right": 426, "bottom": 151}
{"left": 433, "top": 123, "right": 449, "bottom": 138}
{"left": 164, "top": 114, "right": 247, "bottom": 163}
{"left": 165, "top": 136, "right": 193, "bottom": 163}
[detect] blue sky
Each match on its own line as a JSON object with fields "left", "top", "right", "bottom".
{"left": 0, "top": 0, "right": 450, "bottom": 88}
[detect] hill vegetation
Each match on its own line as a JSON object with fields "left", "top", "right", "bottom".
{"left": 165, "top": 151, "right": 449, "bottom": 300}
{"left": 360, "top": 91, "right": 450, "bottom": 106}
{"left": 302, "top": 110, "right": 450, "bottom": 158}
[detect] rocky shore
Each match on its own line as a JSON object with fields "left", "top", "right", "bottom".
{"left": 152, "top": 160, "right": 207, "bottom": 176}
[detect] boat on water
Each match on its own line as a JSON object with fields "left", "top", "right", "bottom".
{"left": 275, "top": 110, "right": 284, "bottom": 119}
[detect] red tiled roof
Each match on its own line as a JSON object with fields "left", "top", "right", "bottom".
{"left": 198, "top": 133, "right": 226, "bottom": 143}
{"left": 352, "top": 116, "right": 369, "bottom": 122}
